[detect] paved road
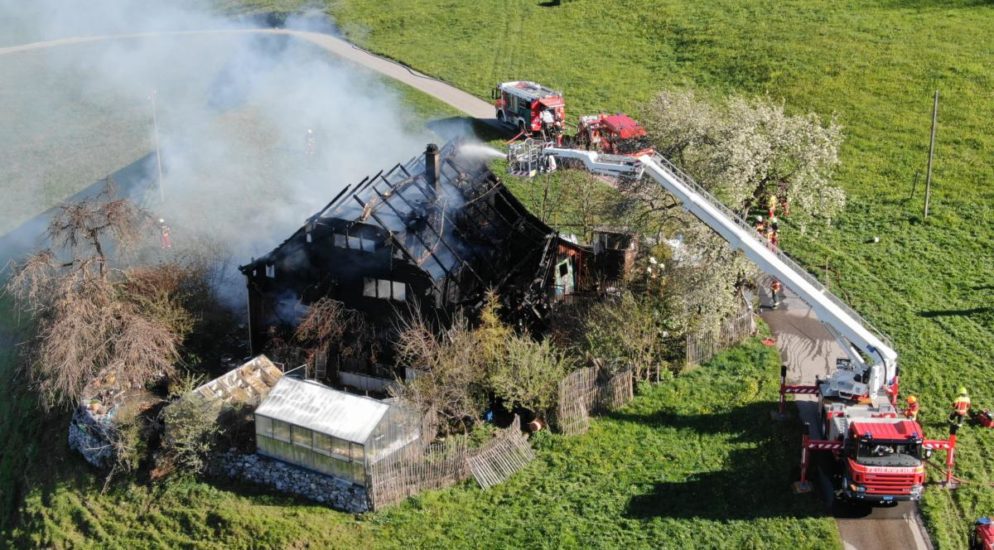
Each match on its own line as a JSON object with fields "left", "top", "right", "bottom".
{"left": 2, "top": 26, "right": 930, "bottom": 549}
{"left": 0, "top": 29, "right": 496, "bottom": 120}
{"left": 760, "top": 281, "right": 932, "bottom": 550}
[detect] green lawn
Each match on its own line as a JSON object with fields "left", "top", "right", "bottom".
{"left": 5, "top": 336, "right": 839, "bottom": 549}
{"left": 323, "top": 2, "right": 994, "bottom": 547}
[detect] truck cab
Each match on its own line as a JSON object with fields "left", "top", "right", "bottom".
{"left": 822, "top": 397, "right": 926, "bottom": 502}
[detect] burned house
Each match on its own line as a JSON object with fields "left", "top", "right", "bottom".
{"left": 240, "top": 139, "right": 627, "bottom": 384}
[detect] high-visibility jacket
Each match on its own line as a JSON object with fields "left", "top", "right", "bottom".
{"left": 904, "top": 402, "right": 920, "bottom": 420}
{"left": 953, "top": 395, "right": 971, "bottom": 415}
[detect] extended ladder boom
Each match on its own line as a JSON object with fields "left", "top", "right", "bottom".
{"left": 516, "top": 143, "right": 897, "bottom": 393}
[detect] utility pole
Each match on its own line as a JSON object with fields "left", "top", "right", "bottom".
{"left": 150, "top": 89, "right": 164, "bottom": 203}
{"left": 923, "top": 90, "right": 938, "bottom": 219}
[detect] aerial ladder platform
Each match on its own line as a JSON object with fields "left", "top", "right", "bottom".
{"left": 507, "top": 139, "right": 959, "bottom": 494}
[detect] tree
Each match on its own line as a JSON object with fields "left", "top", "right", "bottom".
{"left": 293, "top": 296, "right": 364, "bottom": 369}
{"left": 640, "top": 89, "right": 845, "bottom": 227}
{"left": 489, "top": 336, "right": 572, "bottom": 419}
{"left": 158, "top": 393, "right": 223, "bottom": 476}
{"left": 626, "top": 90, "right": 846, "bottom": 335}
{"left": 391, "top": 313, "right": 490, "bottom": 434}
{"left": 6, "top": 185, "right": 193, "bottom": 410}
{"left": 582, "top": 291, "right": 678, "bottom": 381}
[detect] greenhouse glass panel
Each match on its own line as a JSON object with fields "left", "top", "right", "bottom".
{"left": 257, "top": 435, "right": 274, "bottom": 454}
{"left": 314, "top": 432, "right": 333, "bottom": 455}
{"left": 273, "top": 419, "right": 291, "bottom": 442}
{"left": 351, "top": 443, "right": 365, "bottom": 463}
{"left": 256, "top": 415, "right": 272, "bottom": 438}
{"left": 329, "top": 456, "right": 346, "bottom": 478}
{"left": 292, "top": 426, "right": 312, "bottom": 448}
{"left": 331, "top": 436, "right": 350, "bottom": 458}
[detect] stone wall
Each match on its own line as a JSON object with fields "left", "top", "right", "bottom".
{"left": 213, "top": 450, "right": 370, "bottom": 513}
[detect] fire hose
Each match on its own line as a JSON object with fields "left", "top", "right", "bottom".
{"left": 924, "top": 458, "right": 975, "bottom": 486}
{"left": 505, "top": 129, "right": 527, "bottom": 144}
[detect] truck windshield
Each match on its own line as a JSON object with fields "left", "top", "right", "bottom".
{"left": 856, "top": 440, "right": 921, "bottom": 467}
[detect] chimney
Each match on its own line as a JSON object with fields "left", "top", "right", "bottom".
{"left": 425, "top": 143, "right": 440, "bottom": 196}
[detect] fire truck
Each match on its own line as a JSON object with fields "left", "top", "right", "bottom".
{"left": 972, "top": 517, "right": 994, "bottom": 550}
{"left": 574, "top": 113, "right": 655, "bottom": 157}
{"left": 505, "top": 139, "right": 958, "bottom": 503}
{"left": 492, "top": 81, "right": 565, "bottom": 141}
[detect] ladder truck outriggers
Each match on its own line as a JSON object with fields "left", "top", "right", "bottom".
{"left": 506, "top": 139, "right": 958, "bottom": 504}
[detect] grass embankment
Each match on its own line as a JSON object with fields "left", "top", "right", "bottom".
{"left": 325, "top": 1, "right": 994, "bottom": 546}
{"left": 7, "top": 336, "right": 838, "bottom": 549}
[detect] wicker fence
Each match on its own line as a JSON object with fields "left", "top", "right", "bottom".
{"left": 367, "top": 415, "right": 535, "bottom": 510}
{"left": 466, "top": 416, "right": 535, "bottom": 489}
{"left": 555, "top": 366, "right": 635, "bottom": 436}
{"left": 685, "top": 306, "right": 756, "bottom": 367}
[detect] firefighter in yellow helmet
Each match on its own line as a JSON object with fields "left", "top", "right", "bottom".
{"left": 950, "top": 387, "right": 971, "bottom": 426}
{"left": 903, "top": 395, "right": 920, "bottom": 421}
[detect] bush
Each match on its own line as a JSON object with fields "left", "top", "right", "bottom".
{"left": 490, "top": 336, "right": 573, "bottom": 419}
{"left": 158, "top": 395, "right": 223, "bottom": 476}
{"left": 582, "top": 292, "right": 679, "bottom": 380}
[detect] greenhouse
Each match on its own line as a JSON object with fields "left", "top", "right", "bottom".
{"left": 254, "top": 377, "right": 421, "bottom": 486}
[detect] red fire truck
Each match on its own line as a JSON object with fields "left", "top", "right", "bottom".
{"left": 574, "top": 113, "right": 655, "bottom": 157}
{"left": 779, "top": 360, "right": 956, "bottom": 504}
{"left": 492, "top": 81, "right": 565, "bottom": 141}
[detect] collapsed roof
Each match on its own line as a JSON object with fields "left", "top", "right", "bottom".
{"left": 239, "top": 139, "right": 572, "bottom": 356}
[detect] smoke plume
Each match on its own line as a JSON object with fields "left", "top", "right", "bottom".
{"left": 0, "top": 1, "right": 437, "bottom": 305}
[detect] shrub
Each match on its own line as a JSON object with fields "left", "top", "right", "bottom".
{"left": 490, "top": 336, "right": 573, "bottom": 419}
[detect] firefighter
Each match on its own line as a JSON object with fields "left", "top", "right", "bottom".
{"left": 770, "top": 279, "right": 783, "bottom": 309}
{"left": 755, "top": 215, "right": 766, "bottom": 234}
{"left": 950, "top": 387, "right": 972, "bottom": 426}
{"left": 903, "top": 395, "right": 920, "bottom": 421}
{"left": 767, "top": 194, "right": 778, "bottom": 218}
{"left": 158, "top": 218, "right": 172, "bottom": 250}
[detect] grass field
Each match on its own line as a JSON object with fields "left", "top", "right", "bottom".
{"left": 317, "top": 2, "right": 994, "bottom": 547}
{"left": 5, "top": 335, "right": 839, "bottom": 549}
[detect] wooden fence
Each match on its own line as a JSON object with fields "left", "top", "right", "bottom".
{"left": 466, "top": 416, "right": 535, "bottom": 489}
{"left": 554, "top": 367, "right": 635, "bottom": 436}
{"left": 685, "top": 306, "right": 756, "bottom": 366}
{"left": 367, "top": 415, "right": 535, "bottom": 510}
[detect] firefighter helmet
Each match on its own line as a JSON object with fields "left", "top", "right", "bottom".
{"left": 959, "top": 386, "right": 969, "bottom": 396}
{"left": 907, "top": 395, "right": 917, "bottom": 404}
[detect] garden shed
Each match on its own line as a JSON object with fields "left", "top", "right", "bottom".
{"left": 254, "top": 377, "right": 421, "bottom": 486}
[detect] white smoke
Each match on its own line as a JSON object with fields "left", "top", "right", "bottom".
{"left": 0, "top": 1, "right": 439, "bottom": 305}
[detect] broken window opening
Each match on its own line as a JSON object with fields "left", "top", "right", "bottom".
{"left": 363, "top": 277, "right": 407, "bottom": 301}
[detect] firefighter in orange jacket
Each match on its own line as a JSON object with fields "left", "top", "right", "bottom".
{"left": 950, "top": 387, "right": 971, "bottom": 425}
{"left": 903, "top": 395, "right": 920, "bottom": 421}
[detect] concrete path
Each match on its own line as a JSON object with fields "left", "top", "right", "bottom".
{"left": 759, "top": 280, "right": 932, "bottom": 550}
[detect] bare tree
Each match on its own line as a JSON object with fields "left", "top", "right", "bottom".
{"left": 6, "top": 185, "right": 192, "bottom": 410}
{"left": 391, "top": 311, "right": 490, "bottom": 434}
